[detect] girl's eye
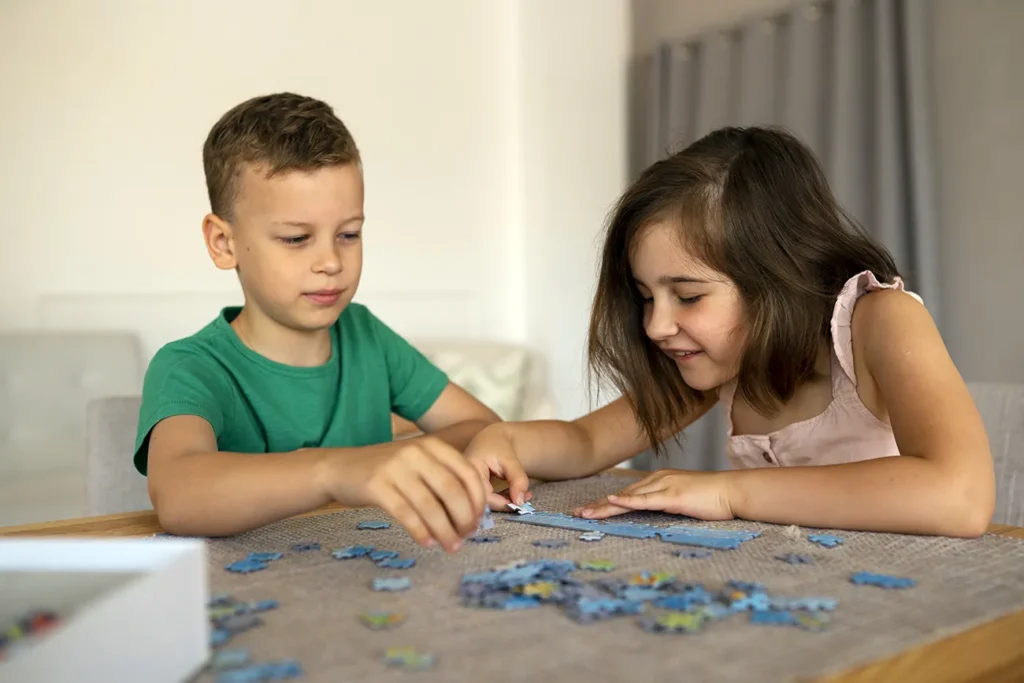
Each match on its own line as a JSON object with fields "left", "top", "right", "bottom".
{"left": 279, "top": 235, "right": 308, "bottom": 245}
{"left": 678, "top": 295, "right": 702, "bottom": 305}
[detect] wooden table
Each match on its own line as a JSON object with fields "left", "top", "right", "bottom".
{"left": 2, "top": 480, "right": 1022, "bottom": 683}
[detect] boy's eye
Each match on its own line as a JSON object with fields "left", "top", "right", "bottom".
{"left": 279, "top": 235, "right": 308, "bottom": 245}
{"left": 338, "top": 232, "right": 361, "bottom": 242}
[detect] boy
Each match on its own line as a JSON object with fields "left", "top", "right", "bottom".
{"left": 134, "top": 92, "right": 503, "bottom": 550}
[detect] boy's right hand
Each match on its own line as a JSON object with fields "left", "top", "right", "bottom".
{"left": 463, "top": 425, "right": 532, "bottom": 511}
{"left": 316, "top": 436, "right": 486, "bottom": 553}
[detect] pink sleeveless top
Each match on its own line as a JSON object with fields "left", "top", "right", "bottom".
{"left": 719, "top": 271, "right": 923, "bottom": 469}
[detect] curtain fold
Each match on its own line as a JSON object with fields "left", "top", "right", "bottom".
{"left": 630, "top": 0, "right": 938, "bottom": 473}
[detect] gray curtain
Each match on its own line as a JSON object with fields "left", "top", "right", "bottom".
{"left": 631, "top": 0, "right": 939, "bottom": 472}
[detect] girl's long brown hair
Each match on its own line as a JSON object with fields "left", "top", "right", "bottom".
{"left": 588, "top": 126, "right": 900, "bottom": 455}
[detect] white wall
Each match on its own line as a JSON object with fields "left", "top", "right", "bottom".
{"left": 0, "top": 0, "right": 630, "bottom": 420}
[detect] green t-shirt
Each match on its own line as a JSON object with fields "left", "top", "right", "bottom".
{"left": 133, "top": 303, "right": 449, "bottom": 475}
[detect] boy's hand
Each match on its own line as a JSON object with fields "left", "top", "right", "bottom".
{"left": 572, "top": 469, "right": 736, "bottom": 521}
{"left": 463, "top": 425, "right": 532, "bottom": 511}
{"left": 318, "top": 436, "right": 486, "bottom": 553}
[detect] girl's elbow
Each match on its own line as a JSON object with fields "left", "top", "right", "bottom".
{"left": 941, "top": 472, "right": 995, "bottom": 539}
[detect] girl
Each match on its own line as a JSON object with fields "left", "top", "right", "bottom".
{"left": 465, "top": 126, "right": 995, "bottom": 538}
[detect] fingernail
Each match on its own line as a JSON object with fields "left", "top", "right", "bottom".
{"left": 426, "top": 539, "right": 435, "bottom": 548}
{"left": 452, "top": 542, "right": 461, "bottom": 552}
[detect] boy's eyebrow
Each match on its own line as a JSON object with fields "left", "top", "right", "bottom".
{"left": 272, "top": 215, "right": 365, "bottom": 229}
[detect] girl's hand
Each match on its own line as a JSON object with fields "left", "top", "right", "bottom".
{"left": 573, "top": 469, "right": 736, "bottom": 521}
{"left": 463, "top": 425, "right": 533, "bottom": 511}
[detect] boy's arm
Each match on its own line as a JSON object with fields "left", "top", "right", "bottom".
{"left": 725, "top": 290, "right": 996, "bottom": 537}
{"left": 146, "top": 415, "right": 485, "bottom": 545}
{"left": 413, "top": 382, "right": 501, "bottom": 450}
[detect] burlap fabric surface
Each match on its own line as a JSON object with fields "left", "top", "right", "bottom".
{"left": 193, "top": 474, "right": 1024, "bottom": 682}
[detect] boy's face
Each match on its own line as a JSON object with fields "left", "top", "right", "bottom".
{"left": 207, "top": 162, "right": 365, "bottom": 333}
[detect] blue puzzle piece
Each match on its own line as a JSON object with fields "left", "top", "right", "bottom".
{"left": 466, "top": 535, "right": 501, "bottom": 543}
{"left": 749, "top": 609, "right": 798, "bottom": 626}
{"left": 210, "top": 629, "right": 232, "bottom": 647}
{"left": 376, "top": 557, "right": 416, "bottom": 569}
{"left": 808, "top": 533, "right": 843, "bottom": 548}
{"left": 850, "top": 571, "right": 916, "bottom": 589}
{"left": 247, "top": 552, "right": 282, "bottom": 562}
{"left": 373, "top": 577, "right": 412, "bottom": 592}
{"left": 533, "top": 539, "right": 569, "bottom": 549}
{"left": 579, "top": 531, "right": 605, "bottom": 542}
{"left": 776, "top": 553, "right": 814, "bottom": 565}
{"left": 224, "top": 559, "right": 268, "bottom": 574}
{"left": 290, "top": 542, "right": 320, "bottom": 552}
{"left": 771, "top": 596, "right": 839, "bottom": 611}
{"left": 332, "top": 545, "right": 373, "bottom": 559}
{"left": 217, "top": 659, "right": 303, "bottom": 683}
{"left": 506, "top": 501, "right": 536, "bottom": 514}
{"left": 478, "top": 507, "right": 495, "bottom": 531}
{"left": 210, "top": 648, "right": 250, "bottom": 671}
{"left": 357, "top": 520, "right": 391, "bottom": 530}
{"left": 368, "top": 550, "right": 400, "bottom": 562}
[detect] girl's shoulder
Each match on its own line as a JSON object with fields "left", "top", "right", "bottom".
{"left": 830, "top": 270, "right": 924, "bottom": 386}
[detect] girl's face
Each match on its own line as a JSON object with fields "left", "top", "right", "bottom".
{"left": 630, "top": 221, "right": 747, "bottom": 391}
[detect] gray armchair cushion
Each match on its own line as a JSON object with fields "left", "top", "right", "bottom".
{"left": 85, "top": 395, "right": 150, "bottom": 515}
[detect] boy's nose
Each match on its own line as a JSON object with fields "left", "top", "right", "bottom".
{"left": 313, "top": 249, "right": 343, "bottom": 275}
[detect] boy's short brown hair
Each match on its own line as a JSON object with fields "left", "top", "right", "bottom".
{"left": 202, "top": 92, "right": 360, "bottom": 220}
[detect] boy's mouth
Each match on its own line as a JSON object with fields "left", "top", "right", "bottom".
{"left": 304, "top": 289, "right": 343, "bottom": 306}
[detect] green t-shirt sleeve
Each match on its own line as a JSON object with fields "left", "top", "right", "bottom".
{"left": 133, "top": 346, "right": 233, "bottom": 476}
{"left": 365, "top": 309, "right": 449, "bottom": 422}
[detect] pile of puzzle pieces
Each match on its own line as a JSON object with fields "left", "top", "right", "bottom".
{"left": 457, "top": 558, "right": 837, "bottom": 632}
{"left": 206, "top": 593, "right": 303, "bottom": 682}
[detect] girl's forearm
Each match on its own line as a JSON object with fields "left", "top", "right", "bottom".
{"left": 499, "top": 420, "right": 604, "bottom": 481}
{"left": 726, "top": 455, "right": 995, "bottom": 538}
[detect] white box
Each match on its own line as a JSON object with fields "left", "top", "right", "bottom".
{"left": 0, "top": 537, "right": 208, "bottom": 683}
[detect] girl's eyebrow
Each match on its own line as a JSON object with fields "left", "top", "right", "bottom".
{"left": 656, "top": 275, "right": 709, "bottom": 284}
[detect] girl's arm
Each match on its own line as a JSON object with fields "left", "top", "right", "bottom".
{"left": 726, "top": 290, "right": 996, "bottom": 537}
{"left": 493, "top": 392, "right": 719, "bottom": 481}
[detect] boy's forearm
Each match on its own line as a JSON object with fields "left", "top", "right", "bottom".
{"left": 726, "top": 456, "right": 994, "bottom": 538}
{"left": 150, "top": 448, "right": 338, "bottom": 537}
{"left": 427, "top": 419, "right": 498, "bottom": 451}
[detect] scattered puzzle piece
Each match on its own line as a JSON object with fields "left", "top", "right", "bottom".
{"left": 224, "top": 559, "right": 268, "bottom": 574}
{"left": 382, "top": 647, "right": 437, "bottom": 671}
{"left": 217, "top": 659, "right": 303, "bottom": 683}
{"left": 357, "top": 520, "right": 392, "bottom": 530}
{"left": 210, "top": 648, "right": 250, "bottom": 671}
{"left": 368, "top": 550, "right": 400, "bottom": 562}
{"left": 673, "top": 549, "right": 712, "bottom": 559}
{"left": 579, "top": 531, "right": 605, "bottom": 542}
{"left": 247, "top": 552, "right": 282, "bottom": 562}
{"left": 580, "top": 559, "right": 615, "bottom": 572}
{"left": 638, "top": 611, "right": 706, "bottom": 634}
{"left": 533, "top": 539, "right": 569, "bottom": 549}
{"left": 850, "top": 572, "right": 916, "bottom": 589}
{"left": 808, "top": 533, "right": 843, "bottom": 548}
{"left": 478, "top": 507, "right": 496, "bottom": 531}
{"left": 377, "top": 557, "right": 416, "bottom": 569}
{"left": 465, "top": 535, "right": 501, "bottom": 544}
{"left": 290, "top": 542, "right": 320, "bottom": 552}
{"left": 776, "top": 553, "right": 814, "bottom": 565}
{"left": 359, "top": 611, "right": 406, "bottom": 630}
{"left": 332, "top": 545, "right": 373, "bottom": 559}
{"left": 373, "top": 577, "right": 412, "bottom": 592}
{"left": 506, "top": 501, "right": 536, "bottom": 515}
{"left": 210, "top": 629, "right": 232, "bottom": 647}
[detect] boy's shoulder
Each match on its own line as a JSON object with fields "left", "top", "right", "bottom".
{"left": 146, "top": 309, "right": 236, "bottom": 376}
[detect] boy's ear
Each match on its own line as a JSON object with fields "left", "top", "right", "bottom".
{"left": 202, "top": 213, "right": 238, "bottom": 271}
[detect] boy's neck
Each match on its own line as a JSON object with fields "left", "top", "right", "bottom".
{"left": 230, "top": 306, "right": 333, "bottom": 367}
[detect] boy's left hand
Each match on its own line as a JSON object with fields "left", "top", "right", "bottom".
{"left": 573, "top": 469, "right": 736, "bottom": 521}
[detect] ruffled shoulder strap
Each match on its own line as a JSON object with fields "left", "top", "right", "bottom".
{"left": 829, "top": 270, "right": 924, "bottom": 385}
